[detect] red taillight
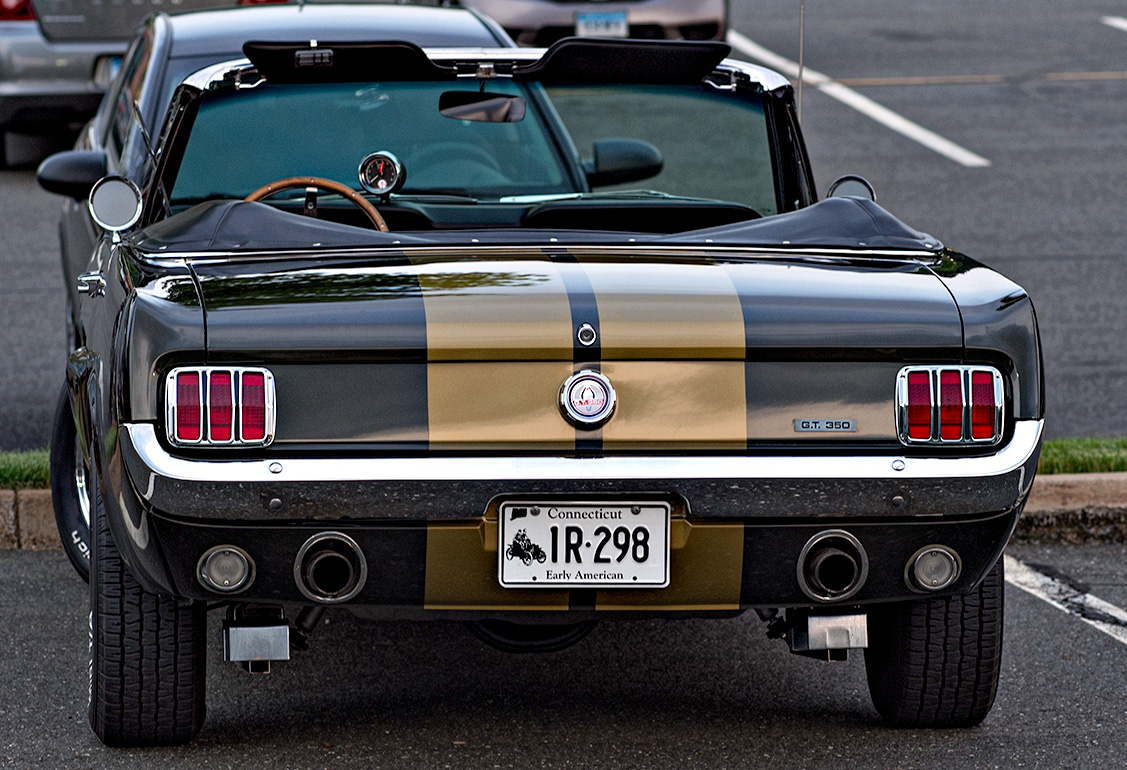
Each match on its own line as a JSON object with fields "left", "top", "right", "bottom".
{"left": 241, "top": 372, "right": 266, "bottom": 443}
{"left": 208, "top": 371, "right": 234, "bottom": 443}
{"left": 167, "top": 367, "right": 273, "bottom": 446}
{"left": 970, "top": 371, "right": 997, "bottom": 440}
{"left": 175, "top": 372, "right": 202, "bottom": 442}
{"left": 939, "top": 370, "right": 963, "bottom": 441}
{"left": 906, "top": 371, "right": 932, "bottom": 440}
{"left": 0, "top": 0, "right": 35, "bottom": 21}
{"left": 900, "top": 366, "right": 1002, "bottom": 445}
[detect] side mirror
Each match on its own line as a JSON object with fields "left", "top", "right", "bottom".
{"left": 36, "top": 150, "right": 108, "bottom": 200}
{"left": 88, "top": 176, "right": 143, "bottom": 234}
{"left": 584, "top": 138, "right": 663, "bottom": 188}
{"left": 827, "top": 175, "right": 876, "bottom": 202}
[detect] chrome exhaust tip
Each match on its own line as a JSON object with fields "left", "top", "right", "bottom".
{"left": 797, "top": 530, "right": 868, "bottom": 602}
{"left": 294, "top": 532, "right": 367, "bottom": 603}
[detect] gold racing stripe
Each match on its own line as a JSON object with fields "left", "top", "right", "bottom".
{"left": 579, "top": 259, "right": 746, "bottom": 360}
{"left": 416, "top": 256, "right": 579, "bottom": 448}
{"left": 414, "top": 258, "right": 573, "bottom": 361}
{"left": 597, "top": 520, "right": 745, "bottom": 611}
{"left": 425, "top": 519, "right": 569, "bottom": 610}
{"left": 427, "top": 361, "right": 576, "bottom": 448}
{"left": 600, "top": 361, "right": 747, "bottom": 450}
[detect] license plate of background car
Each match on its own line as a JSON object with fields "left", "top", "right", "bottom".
{"left": 575, "top": 11, "right": 629, "bottom": 38}
{"left": 499, "top": 501, "right": 670, "bottom": 588}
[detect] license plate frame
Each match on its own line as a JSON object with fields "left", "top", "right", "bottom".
{"left": 499, "top": 500, "right": 670, "bottom": 588}
{"left": 575, "top": 11, "right": 629, "bottom": 38}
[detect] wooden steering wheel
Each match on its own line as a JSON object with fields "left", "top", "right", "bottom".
{"left": 244, "top": 176, "right": 389, "bottom": 232}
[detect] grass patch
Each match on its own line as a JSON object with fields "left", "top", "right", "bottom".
{"left": 0, "top": 448, "right": 50, "bottom": 489}
{"left": 0, "top": 438, "right": 1125, "bottom": 488}
{"left": 1037, "top": 437, "right": 1127, "bottom": 475}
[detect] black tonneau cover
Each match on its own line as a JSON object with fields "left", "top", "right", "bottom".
{"left": 132, "top": 197, "right": 942, "bottom": 253}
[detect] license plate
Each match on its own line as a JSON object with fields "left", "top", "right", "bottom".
{"left": 575, "top": 11, "right": 629, "bottom": 38}
{"left": 499, "top": 501, "right": 670, "bottom": 588}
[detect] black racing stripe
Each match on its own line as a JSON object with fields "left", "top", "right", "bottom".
{"left": 722, "top": 265, "right": 755, "bottom": 452}
{"left": 551, "top": 256, "right": 602, "bottom": 363}
{"left": 569, "top": 588, "right": 598, "bottom": 610}
{"left": 551, "top": 255, "right": 603, "bottom": 455}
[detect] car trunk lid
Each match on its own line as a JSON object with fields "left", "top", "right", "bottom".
{"left": 191, "top": 249, "right": 962, "bottom": 450}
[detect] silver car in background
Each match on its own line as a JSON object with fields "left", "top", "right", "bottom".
{"left": 0, "top": 0, "right": 121, "bottom": 163}
{"left": 460, "top": 0, "right": 726, "bottom": 46}
{"left": 1, "top": 0, "right": 231, "bottom": 164}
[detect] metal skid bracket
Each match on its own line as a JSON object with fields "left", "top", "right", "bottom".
{"left": 223, "top": 605, "right": 290, "bottom": 674}
{"left": 786, "top": 610, "right": 868, "bottom": 662}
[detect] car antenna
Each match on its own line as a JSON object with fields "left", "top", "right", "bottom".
{"left": 798, "top": 0, "right": 806, "bottom": 122}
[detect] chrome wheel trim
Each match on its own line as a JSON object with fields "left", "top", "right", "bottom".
{"left": 74, "top": 436, "right": 91, "bottom": 528}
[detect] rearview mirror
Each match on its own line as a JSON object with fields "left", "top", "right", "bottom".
{"left": 584, "top": 138, "right": 663, "bottom": 188}
{"left": 88, "top": 176, "right": 143, "bottom": 234}
{"left": 439, "top": 91, "right": 526, "bottom": 122}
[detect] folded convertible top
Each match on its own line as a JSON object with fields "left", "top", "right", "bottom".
{"left": 133, "top": 197, "right": 942, "bottom": 253}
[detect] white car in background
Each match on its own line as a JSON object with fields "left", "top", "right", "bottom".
{"left": 460, "top": 0, "right": 727, "bottom": 46}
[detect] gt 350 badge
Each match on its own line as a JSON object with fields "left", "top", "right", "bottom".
{"left": 794, "top": 419, "right": 857, "bottom": 432}
{"left": 560, "top": 370, "right": 616, "bottom": 428}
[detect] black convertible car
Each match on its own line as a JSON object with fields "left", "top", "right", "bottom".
{"left": 38, "top": 35, "right": 1042, "bottom": 746}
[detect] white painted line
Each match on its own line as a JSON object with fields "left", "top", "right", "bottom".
{"left": 726, "top": 29, "right": 992, "bottom": 168}
{"left": 1004, "top": 555, "right": 1127, "bottom": 646}
{"left": 1102, "top": 16, "right": 1127, "bottom": 33}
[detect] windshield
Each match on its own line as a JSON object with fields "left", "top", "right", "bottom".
{"left": 168, "top": 76, "right": 779, "bottom": 220}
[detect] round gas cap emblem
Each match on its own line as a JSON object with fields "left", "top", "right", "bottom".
{"left": 559, "top": 370, "right": 616, "bottom": 428}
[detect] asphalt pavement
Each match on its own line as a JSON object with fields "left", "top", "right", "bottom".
{"left": 4, "top": 545, "right": 1127, "bottom": 768}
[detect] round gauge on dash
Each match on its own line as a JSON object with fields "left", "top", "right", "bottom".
{"left": 358, "top": 151, "right": 405, "bottom": 195}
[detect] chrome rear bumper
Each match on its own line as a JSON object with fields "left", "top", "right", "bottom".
{"left": 120, "top": 421, "right": 1043, "bottom": 521}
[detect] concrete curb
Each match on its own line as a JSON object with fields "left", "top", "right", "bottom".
{"left": 5, "top": 472, "right": 1127, "bottom": 550}
{"left": 1015, "top": 472, "right": 1127, "bottom": 543}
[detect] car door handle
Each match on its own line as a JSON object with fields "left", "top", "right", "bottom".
{"left": 77, "top": 272, "right": 106, "bottom": 297}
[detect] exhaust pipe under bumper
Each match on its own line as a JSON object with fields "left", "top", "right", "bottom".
{"left": 797, "top": 530, "right": 868, "bottom": 602}
{"left": 294, "top": 532, "right": 368, "bottom": 603}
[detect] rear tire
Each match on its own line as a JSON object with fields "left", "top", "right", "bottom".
{"left": 89, "top": 470, "right": 207, "bottom": 746}
{"left": 50, "top": 385, "right": 91, "bottom": 581}
{"left": 864, "top": 557, "right": 1004, "bottom": 728}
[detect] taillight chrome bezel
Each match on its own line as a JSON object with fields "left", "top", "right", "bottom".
{"left": 896, "top": 366, "right": 1003, "bottom": 446}
{"left": 166, "top": 367, "right": 276, "bottom": 447}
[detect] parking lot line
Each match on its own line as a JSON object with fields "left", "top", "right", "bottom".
{"left": 1004, "top": 555, "right": 1127, "bottom": 647}
{"left": 726, "top": 30, "right": 992, "bottom": 168}
{"left": 1102, "top": 16, "right": 1127, "bottom": 33}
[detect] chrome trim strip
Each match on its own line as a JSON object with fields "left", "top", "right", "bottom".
{"left": 139, "top": 244, "right": 942, "bottom": 268}
{"left": 127, "top": 420, "right": 1042, "bottom": 485}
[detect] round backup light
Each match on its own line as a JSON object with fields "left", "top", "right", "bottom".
{"left": 909, "top": 546, "right": 960, "bottom": 591}
{"left": 198, "top": 546, "right": 253, "bottom": 593}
